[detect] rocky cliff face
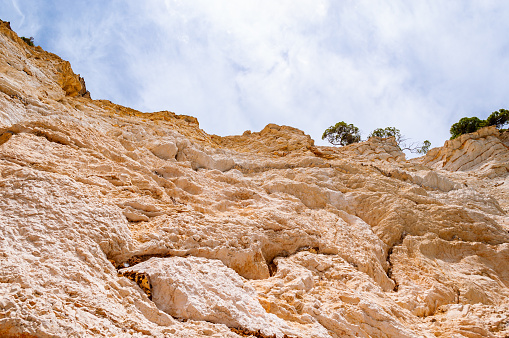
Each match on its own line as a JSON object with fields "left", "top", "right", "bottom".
{"left": 0, "top": 20, "right": 508, "bottom": 338}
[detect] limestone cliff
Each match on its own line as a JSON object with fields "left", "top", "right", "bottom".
{"left": 0, "top": 20, "right": 508, "bottom": 338}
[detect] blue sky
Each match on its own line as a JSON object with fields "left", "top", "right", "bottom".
{"left": 2, "top": 1, "right": 509, "bottom": 151}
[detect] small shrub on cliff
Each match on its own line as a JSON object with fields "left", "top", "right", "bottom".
{"left": 368, "top": 127, "right": 403, "bottom": 144}
{"left": 485, "top": 109, "right": 509, "bottom": 129}
{"left": 21, "top": 36, "right": 34, "bottom": 46}
{"left": 369, "top": 126, "right": 430, "bottom": 154}
{"left": 450, "top": 109, "right": 509, "bottom": 139}
{"left": 322, "top": 121, "right": 361, "bottom": 146}
{"left": 450, "top": 117, "right": 485, "bottom": 139}
{"left": 415, "top": 140, "right": 431, "bottom": 154}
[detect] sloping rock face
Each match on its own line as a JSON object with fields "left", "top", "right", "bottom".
{"left": 0, "top": 20, "right": 508, "bottom": 338}
{"left": 421, "top": 126, "right": 509, "bottom": 177}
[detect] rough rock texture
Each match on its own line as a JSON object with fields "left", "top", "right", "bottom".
{"left": 421, "top": 126, "right": 509, "bottom": 176}
{"left": 120, "top": 257, "right": 303, "bottom": 337}
{"left": 0, "top": 20, "right": 508, "bottom": 337}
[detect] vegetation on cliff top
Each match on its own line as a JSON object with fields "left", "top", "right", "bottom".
{"left": 322, "top": 123, "right": 431, "bottom": 154}
{"left": 450, "top": 109, "right": 509, "bottom": 139}
{"left": 20, "top": 36, "right": 34, "bottom": 46}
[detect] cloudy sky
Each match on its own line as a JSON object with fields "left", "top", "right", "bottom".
{"left": 2, "top": 1, "right": 509, "bottom": 151}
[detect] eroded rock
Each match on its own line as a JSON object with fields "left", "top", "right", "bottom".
{"left": 0, "top": 18, "right": 508, "bottom": 338}
{"left": 121, "top": 256, "right": 299, "bottom": 337}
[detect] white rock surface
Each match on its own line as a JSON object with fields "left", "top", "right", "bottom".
{"left": 121, "top": 256, "right": 301, "bottom": 337}
{"left": 148, "top": 140, "right": 178, "bottom": 160}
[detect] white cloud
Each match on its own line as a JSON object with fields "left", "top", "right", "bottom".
{"left": 2, "top": 1, "right": 509, "bottom": 153}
